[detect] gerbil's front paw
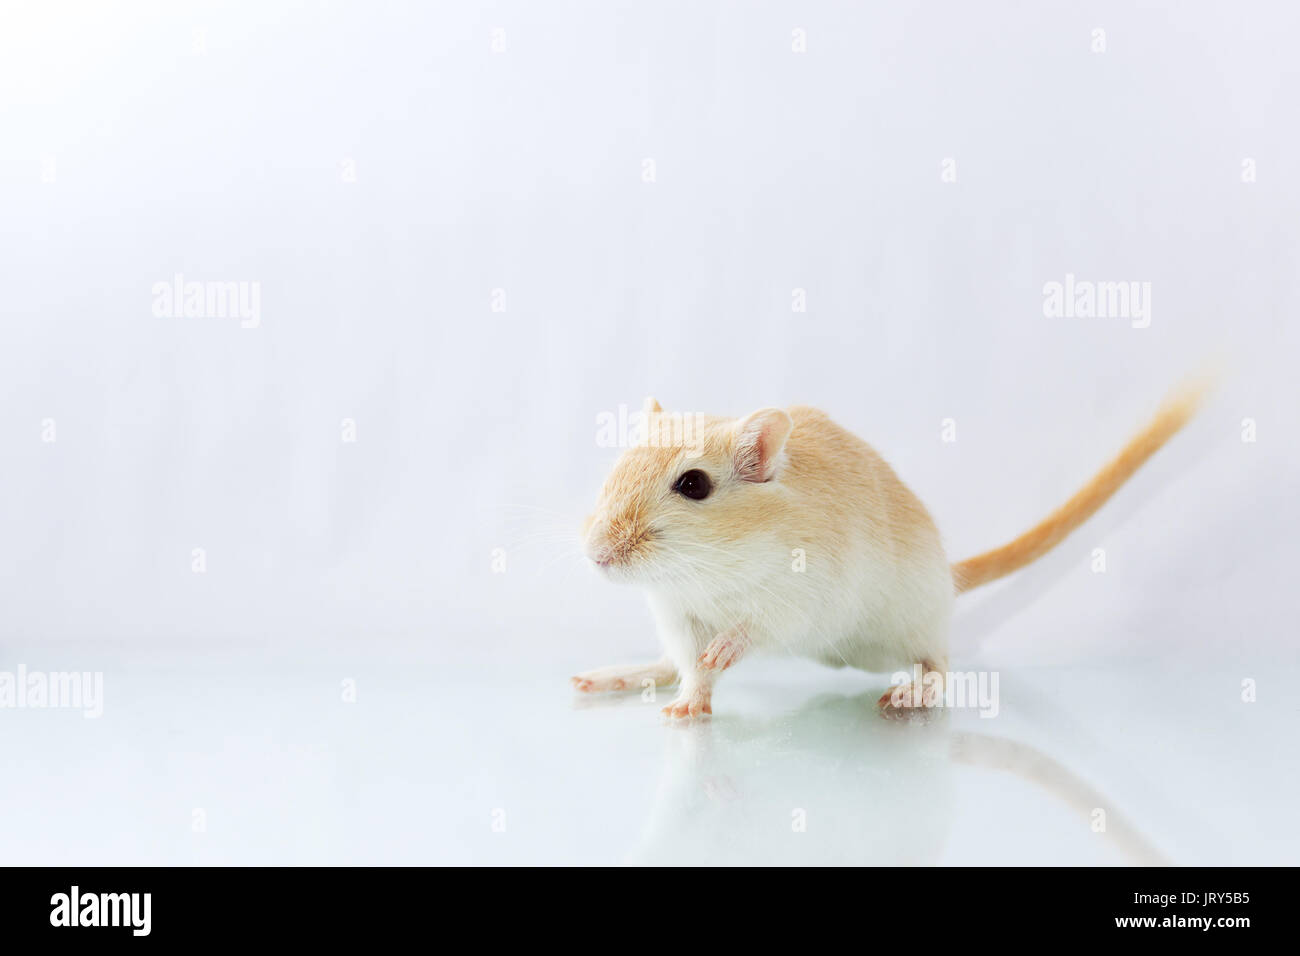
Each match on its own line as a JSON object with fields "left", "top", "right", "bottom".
{"left": 662, "top": 687, "right": 712, "bottom": 719}
{"left": 697, "top": 631, "right": 748, "bottom": 672}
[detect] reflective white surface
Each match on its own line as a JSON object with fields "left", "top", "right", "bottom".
{"left": 1, "top": 632, "right": 1294, "bottom": 865}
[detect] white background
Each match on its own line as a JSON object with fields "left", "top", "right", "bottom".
{"left": 1, "top": 1, "right": 1297, "bottom": 865}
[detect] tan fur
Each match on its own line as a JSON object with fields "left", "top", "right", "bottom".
{"left": 951, "top": 377, "right": 1212, "bottom": 593}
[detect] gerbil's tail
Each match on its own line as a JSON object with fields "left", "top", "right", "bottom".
{"left": 951, "top": 374, "right": 1214, "bottom": 594}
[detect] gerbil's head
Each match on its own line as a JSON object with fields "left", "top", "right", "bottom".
{"left": 583, "top": 398, "right": 794, "bottom": 586}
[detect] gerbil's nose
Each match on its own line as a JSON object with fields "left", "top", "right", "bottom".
{"left": 583, "top": 518, "right": 611, "bottom": 565}
{"left": 585, "top": 526, "right": 619, "bottom": 567}
{"left": 585, "top": 513, "right": 644, "bottom": 568}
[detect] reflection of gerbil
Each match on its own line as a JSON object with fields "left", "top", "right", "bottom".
{"left": 574, "top": 380, "right": 1210, "bottom": 720}
{"left": 625, "top": 691, "right": 1169, "bottom": 865}
{"left": 628, "top": 694, "right": 954, "bottom": 866}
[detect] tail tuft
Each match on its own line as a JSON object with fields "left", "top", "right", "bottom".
{"left": 952, "top": 375, "right": 1214, "bottom": 594}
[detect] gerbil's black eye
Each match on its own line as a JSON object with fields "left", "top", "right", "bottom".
{"left": 673, "top": 469, "right": 712, "bottom": 501}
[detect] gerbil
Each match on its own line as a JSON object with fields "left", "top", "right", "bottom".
{"left": 573, "top": 383, "right": 1208, "bottom": 719}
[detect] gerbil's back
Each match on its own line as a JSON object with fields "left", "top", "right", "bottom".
{"left": 783, "top": 406, "right": 946, "bottom": 569}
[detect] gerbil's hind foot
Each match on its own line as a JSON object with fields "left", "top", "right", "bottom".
{"left": 662, "top": 684, "right": 712, "bottom": 720}
{"left": 571, "top": 659, "right": 677, "bottom": 694}
{"left": 877, "top": 666, "right": 944, "bottom": 721}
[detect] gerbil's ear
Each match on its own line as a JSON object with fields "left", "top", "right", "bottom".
{"left": 643, "top": 396, "right": 663, "bottom": 415}
{"left": 733, "top": 408, "right": 793, "bottom": 482}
